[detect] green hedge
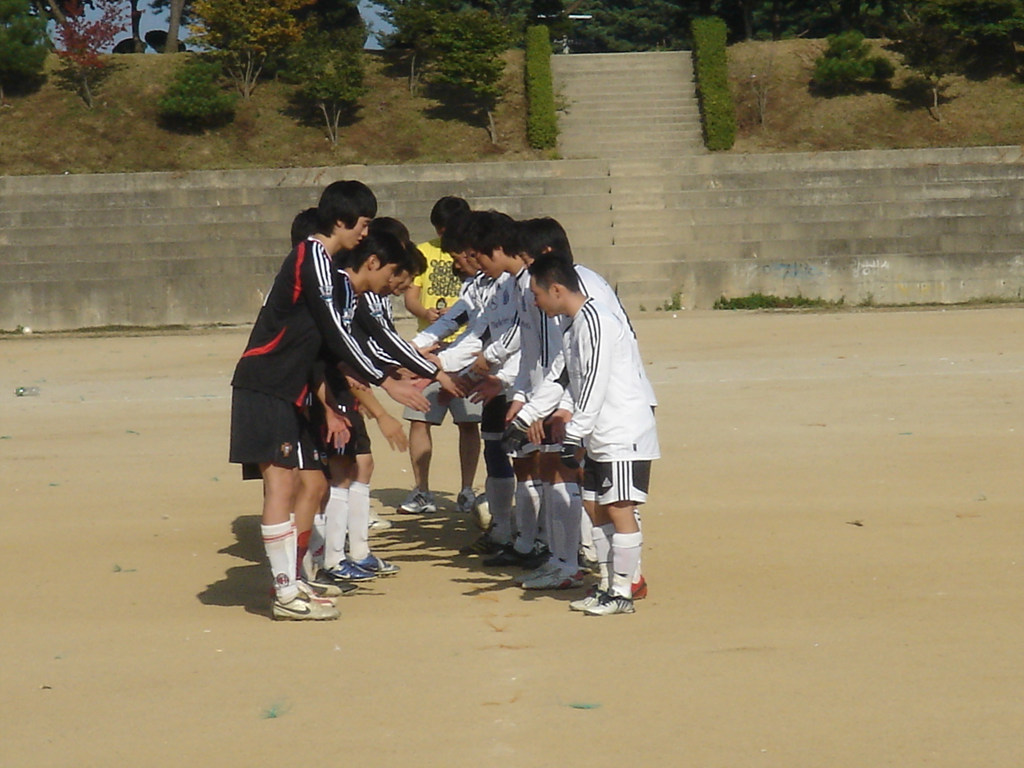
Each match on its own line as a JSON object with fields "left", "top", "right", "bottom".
{"left": 691, "top": 16, "right": 736, "bottom": 151}
{"left": 525, "top": 25, "right": 558, "bottom": 150}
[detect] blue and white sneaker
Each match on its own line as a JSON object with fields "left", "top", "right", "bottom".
{"left": 351, "top": 554, "right": 400, "bottom": 576}
{"left": 325, "top": 561, "right": 377, "bottom": 582}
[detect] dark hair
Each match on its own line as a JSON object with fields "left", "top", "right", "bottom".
{"left": 517, "top": 217, "right": 574, "bottom": 262}
{"left": 291, "top": 207, "right": 319, "bottom": 247}
{"left": 430, "top": 196, "right": 471, "bottom": 231}
{"left": 462, "top": 209, "right": 518, "bottom": 256}
{"left": 316, "top": 180, "right": 377, "bottom": 232}
{"left": 440, "top": 208, "right": 471, "bottom": 254}
{"left": 527, "top": 248, "right": 579, "bottom": 293}
{"left": 346, "top": 230, "right": 412, "bottom": 272}
{"left": 369, "top": 216, "right": 411, "bottom": 245}
{"left": 407, "top": 243, "right": 427, "bottom": 276}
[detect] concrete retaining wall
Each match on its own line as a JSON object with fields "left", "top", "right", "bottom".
{"left": 2, "top": 146, "right": 1023, "bottom": 331}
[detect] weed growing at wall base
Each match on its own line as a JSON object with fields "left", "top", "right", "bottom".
{"left": 714, "top": 293, "right": 845, "bottom": 310}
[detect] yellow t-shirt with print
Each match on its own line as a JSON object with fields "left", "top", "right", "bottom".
{"left": 414, "top": 238, "right": 463, "bottom": 336}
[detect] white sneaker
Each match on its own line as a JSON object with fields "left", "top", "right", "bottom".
{"left": 368, "top": 513, "right": 392, "bottom": 532}
{"left": 521, "top": 568, "right": 585, "bottom": 591}
{"left": 569, "top": 591, "right": 602, "bottom": 612}
{"left": 456, "top": 487, "right": 477, "bottom": 514}
{"left": 399, "top": 489, "right": 437, "bottom": 514}
{"left": 514, "top": 559, "right": 559, "bottom": 585}
{"left": 273, "top": 590, "right": 340, "bottom": 621}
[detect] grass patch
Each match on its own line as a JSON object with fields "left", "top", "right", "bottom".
{"left": 714, "top": 293, "right": 845, "bottom": 310}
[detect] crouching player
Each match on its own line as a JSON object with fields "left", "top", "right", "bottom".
{"left": 525, "top": 254, "right": 659, "bottom": 615}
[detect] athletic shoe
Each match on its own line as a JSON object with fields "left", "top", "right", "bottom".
{"left": 482, "top": 545, "right": 547, "bottom": 568}
{"left": 521, "top": 568, "right": 585, "bottom": 591}
{"left": 569, "top": 592, "right": 602, "bottom": 612}
{"left": 399, "top": 489, "right": 437, "bottom": 514}
{"left": 471, "top": 494, "right": 491, "bottom": 531}
{"left": 351, "top": 554, "right": 400, "bottom": 576}
{"left": 368, "top": 514, "right": 393, "bottom": 532}
{"left": 513, "top": 559, "right": 559, "bottom": 585}
{"left": 273, "top": 591, "right": 340, "bottom": 621}
{"left": 456, "top": 487, "right": 477, "bottom": 514}
{"left": 579, "top": 553, "right": 600, "bottom": 575}
{"left": 459, "top": 533, "right": 506, "bottom": 556}
{"left": 307, "top": 571, "right": 359, "bottom": 596}
{"left": 632, "top": 575, "right": 648, "bottom": 600}
{"left": 583, "top": 591, "right": 635, "bottom": 616}
{"left": 322, "top": 561, "right": 377, "bottom": 582}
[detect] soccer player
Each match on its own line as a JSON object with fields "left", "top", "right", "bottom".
{"left": 228, "top": 181, "right": 427, "bottom": 621}
{"left": 401, "top": 196, "right": 481, "bottom": 515}
{"left": 526, "top": 253, "right": 660, "bottom": 615}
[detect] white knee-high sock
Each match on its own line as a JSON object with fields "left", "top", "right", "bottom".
{"left": 592, "top": 522, "right": 615, "bottom": 592}
{"left": 262, "top": 520, "right": 298, "bottom": 601}
{"left": 310, "top": 511, "right": 327, "bottom": 571}
{"left": 611, "top": 530, "right": 643, "bottom": 598}
{"left": 323, "top": 486, "right": 349, "bottom": 570}
{"left": 545, "top": 482, "right": 583, "bottom": 574}
{"left": 633, "top": 507, "right": 644, "bottom": 583}
{"left": 347, "top": 481, "right": 371, "bottom": 562}
{"left": 485, "top": 476, "right": 515, "bottom": 544}
{"left": 513, "top": 479, "right": 542, "bottom": 555}
{"left": 580, "top": 509, "right": 596, "bottom": 563}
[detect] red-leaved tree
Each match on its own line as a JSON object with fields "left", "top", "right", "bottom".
{"left": 52, "top": 0, "right": 127, "bottom": 107}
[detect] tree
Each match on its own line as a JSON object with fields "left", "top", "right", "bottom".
{"left": 189, "top": 0, "right": 311, "bottom": 98}
{"left": 0, "top": 0, "right": 49, "bottom": 103}
{"left": 289, "top": 26, "right": 367, "bottom": 145}
{"left": 427, "top": 8, "right": 511, "bottom": 143}
{"left": 570, "top": 0, "right": 686, "bottom": 51}
{"left": 377, "top": 0, "right": 450, "bottom": 94}
{"left": 52, "top": 0, "right": 127, "bottom": 107}
{"left": 158, "top": 55, "right": 237, "bottom": 129}
{"left": 149, "top": 0, "right": 192, "bottom": 52}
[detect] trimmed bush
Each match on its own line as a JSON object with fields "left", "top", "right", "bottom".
{"left": 158, "top": 56, "right": 238, "bottom": 131}
{"left": 692, "top": 16, "right": 736, "bottom": 151}
{"left": 525, "top": 25, "right": 557, "bottom": 150}
{"left": 812, "top": 30, "right": 894, "bottom": 94}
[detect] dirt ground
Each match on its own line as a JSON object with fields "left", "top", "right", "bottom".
{"left": 1, "top": 308, "right": 1022, "bottom": 767}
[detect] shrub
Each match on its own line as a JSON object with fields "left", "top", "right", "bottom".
{"left": 525, "top": 25, "right": 557, "bottom": 150}
{"left": 158, "top": 56, "right": 237, "bottom": 130}
{"left": 692, "top": 16, "right": 735, "bottom": 151}
{"left": 812, "top": 30, "right": 893, "bottom": 94}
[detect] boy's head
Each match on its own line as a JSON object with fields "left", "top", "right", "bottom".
{"left": 528, "top": 249, "right": 580, "bottom": 317}
{"left": 346, "top": 230, "right": 414, "bottom": 295}
{"left": 369, "top": 216, "right": 412, "bottom": 246}
{"left": 517, "top": 217, "right": 573, "bottom": 264}
{"left": 430, "top": 196, "right": 471, "bottom": 236}
{"left": 462, "top": 210, "right": 519, "bottom": 278}
{"left": 317, "top": 180, "right": 377, "bottom": 251}
{"left": 291, "top": 207, "right": 319, "bottom": 248}
{"left": 390, "top": 242, "right": 427, "bottom": 296}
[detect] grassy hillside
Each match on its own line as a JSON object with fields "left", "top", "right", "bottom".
{"left": 0, "top": 49, "right": 539, "bottom": 176}
{"left": 729, "top": 38, "right": 1024, "bottom": 153}
{"left": 3, "top": 40, "right": 1024, "bottom": 175}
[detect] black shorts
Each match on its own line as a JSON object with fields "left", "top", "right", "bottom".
{"left": 230, "top": 388, "right": 326, "bottom": 479}
{"left": 480, "top": 395, "right": 508, "bottom": 440}
{"left": 310, "top": 389, "right": 372, "bottom": 458}
{"left": 581, "top": 457, "right": 652, "bottom": 505}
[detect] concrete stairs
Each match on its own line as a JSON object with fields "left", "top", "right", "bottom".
{"left": 551, "top": 51, "right": 705, "bottom": 160}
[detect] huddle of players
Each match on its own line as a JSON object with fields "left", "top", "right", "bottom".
{"left": 228, "top": 179, "right": 659, "bottom": 620}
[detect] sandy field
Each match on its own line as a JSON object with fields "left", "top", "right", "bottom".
{"left": 1, "top": 308, "right": 1022, "bottom": 767}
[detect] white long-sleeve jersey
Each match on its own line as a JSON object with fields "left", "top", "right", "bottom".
{"left": 411, "top": 272, "right": 493, "bottom": 349}
{"left": 435, "top": 272, "right": 520, "bottom": 388}
{"left": 558, "top": 298, "right": 659, "bottom": 462}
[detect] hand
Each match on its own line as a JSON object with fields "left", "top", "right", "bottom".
{"left": 501, "top": 419, "right": 530, "bottom": 454}
{"left": 343, "top": 373, "right": 370, "bottom": 392}
{"left": 381, "top": 376, "right": 431, "bottom": 412}
{"left": 547, "top": 408, "right": 572, "bottom": 445}
{"left": 416, "top": 342, "right": 440, "bottom": 355}
{"left": 376, "top": 413, "right": 409, "bottom": 452}
{"left": 426, "top": 308, "right": 442, "bottom": 322}
{"left": 325, "top": 409, "right": 351, "bottom": 450}
{"left": 471, "top": 352, "right": 491, "bottom": 376}
{"left": 526, "top": 418, "right": 546, "bottom": 447}
{"left": 469, "top": 374, "right": 503, "bottom": 404}
{"left": 504, "top": 400, "right": 523, "bottom": 425}
{"left": 436, "top": 370, "right": 465, "bottom": 398}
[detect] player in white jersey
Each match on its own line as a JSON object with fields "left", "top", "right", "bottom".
{"left": 526, "top": 253, "right": 659, "bottom": 615}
